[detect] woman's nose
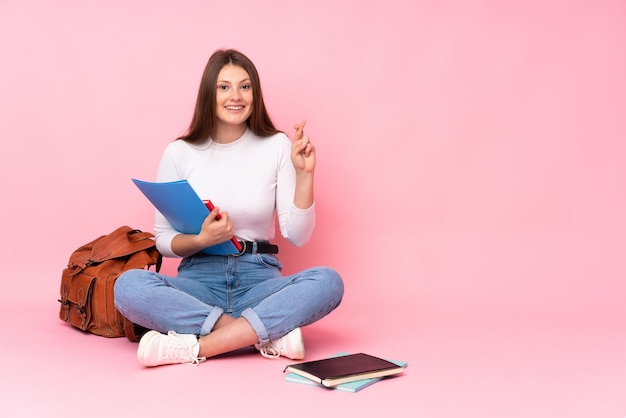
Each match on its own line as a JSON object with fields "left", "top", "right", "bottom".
{"left": 230, "top": 88, "right": 241, "bottom": 101}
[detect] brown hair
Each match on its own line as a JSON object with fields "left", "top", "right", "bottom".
{"left": 178, "top": 49, "right": 279, "bottom": 143}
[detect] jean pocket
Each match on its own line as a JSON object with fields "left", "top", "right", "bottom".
{"left": 255, "top": 253, "right": 283, "bottom": 271}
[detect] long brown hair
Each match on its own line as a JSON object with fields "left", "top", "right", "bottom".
{"left": 178, "top": 49, "right": 279, "bottom": 143}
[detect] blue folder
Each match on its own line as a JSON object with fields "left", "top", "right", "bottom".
{"left": 132, "top": 179, "right": 240, "bottom": 255}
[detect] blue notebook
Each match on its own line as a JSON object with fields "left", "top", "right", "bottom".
{"left": 132, "top": 179, "right": 240, "bottom": 255}
{"left": 284, "top": 352, "right": 407, "bottom": 393}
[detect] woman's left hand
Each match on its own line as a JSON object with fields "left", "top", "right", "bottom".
{"left": 290, "top": 119, "right": 316, "bottom": 174}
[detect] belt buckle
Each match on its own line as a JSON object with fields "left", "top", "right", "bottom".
{"left": 233, "top": 239, "right": 246, "bottom": 257}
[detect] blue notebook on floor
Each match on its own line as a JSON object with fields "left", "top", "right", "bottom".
{"left": 284, "top": 352, "right": 407, "bottom": 393}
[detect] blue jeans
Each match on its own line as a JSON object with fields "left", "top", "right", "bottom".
{"left": 114, "top": 251, "right": 344, "bottom": 345}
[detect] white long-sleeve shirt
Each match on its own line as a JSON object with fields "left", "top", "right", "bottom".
{"left": 153, "top": 129, "right": 315, "bottom": 257}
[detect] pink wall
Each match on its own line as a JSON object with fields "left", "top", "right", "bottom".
{"left": 1, "top": 0, "right": 624, "bottom": 330}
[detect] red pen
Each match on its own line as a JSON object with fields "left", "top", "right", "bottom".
{"left": 203, "top": 200, "right": 221, "bottom": 220}
{"left": 203, "top": 200, "right": 243, "bottom": 252}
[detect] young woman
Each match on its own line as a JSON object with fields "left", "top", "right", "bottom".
{"left": 114, "top": 49, "right": 344, "bottom": 367}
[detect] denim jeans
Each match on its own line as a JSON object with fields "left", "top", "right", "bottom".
{"left": 114, "top": 251, "right": 344, "bottom": 345}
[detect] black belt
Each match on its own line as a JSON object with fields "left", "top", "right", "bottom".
{"left": 237, "top": 240, "right": 279, "bottom": 255}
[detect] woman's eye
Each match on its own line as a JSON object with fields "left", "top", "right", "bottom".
{"left": 218, "top": 85, "right": 229, "bottom": 90}
{"left": 241, "top": 84, "right": 251, "bottom": 90}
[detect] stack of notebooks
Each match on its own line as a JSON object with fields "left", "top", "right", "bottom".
{"left": 283, "top": 352, "right": 407, "bottom": 393}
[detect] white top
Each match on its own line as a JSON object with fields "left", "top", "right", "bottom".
{"left": 153, "top": 129, "right": 315, "bottom": 257}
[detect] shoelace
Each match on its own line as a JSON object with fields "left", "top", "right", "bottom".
{"left": 165, "top": 331, "right": 206, "bottom": 365}
{"left": 258, "top": 342, "right": 281, "bottom": 359}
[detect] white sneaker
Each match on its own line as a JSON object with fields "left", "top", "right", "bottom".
{"left": 256, "top": 327, "right": 305, "bottom": 360}
{"left": 137, "top": 330, "right": 205, "bottom": 367}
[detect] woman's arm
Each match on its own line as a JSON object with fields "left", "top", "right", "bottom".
{"left": 291, "top": 120, "right": 316, "bottom": 210}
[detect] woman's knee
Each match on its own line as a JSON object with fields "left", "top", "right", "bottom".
{"left": 314, "top": 266, "right": 345, "bottom": 298}
{"left": 114, "top": 269, "right": 149, "bottom": 305}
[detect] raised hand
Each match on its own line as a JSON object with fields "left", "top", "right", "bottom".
{"left": 290, "top": 119, "right": 316, "bottom": 174}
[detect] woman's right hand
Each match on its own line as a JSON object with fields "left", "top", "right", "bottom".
{"left": 171, "top": 207, "right": 235, "bottom": 257}
{"left": 197, "top": 207, "right": 235, "bottom": 247}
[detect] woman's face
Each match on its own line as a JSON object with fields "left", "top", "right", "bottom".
{"left": 214, "top": 64, "right": 254, "bottom": 130}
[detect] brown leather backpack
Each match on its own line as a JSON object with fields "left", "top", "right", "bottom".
{"left": 58, "top": 226, "right": 161, "bottom": 342}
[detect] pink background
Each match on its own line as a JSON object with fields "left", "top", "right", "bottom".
{"left": 1, "top": 0, "right": 624, "bottom": 417}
